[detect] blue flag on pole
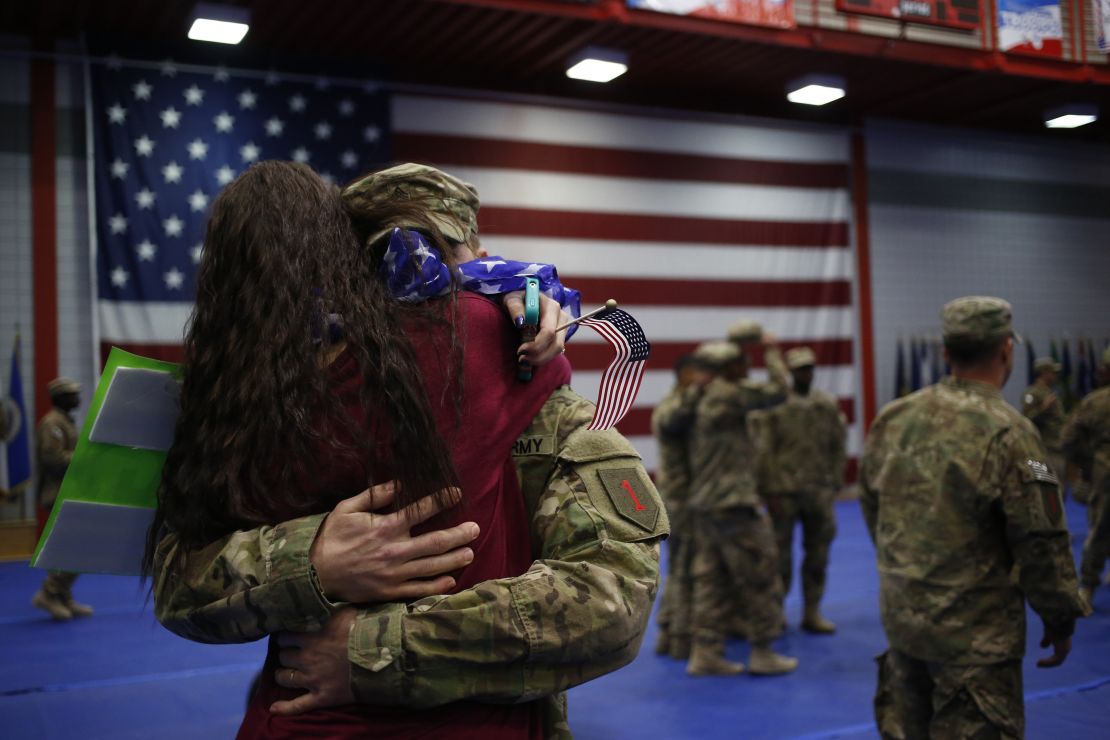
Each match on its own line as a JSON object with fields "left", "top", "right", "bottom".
{"left": 5, "top": 336, "right": 32, "bottom": 495}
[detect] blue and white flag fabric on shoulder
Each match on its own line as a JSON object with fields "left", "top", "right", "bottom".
{"left": 379, "top": 228, "right": 582, "bottom": 334}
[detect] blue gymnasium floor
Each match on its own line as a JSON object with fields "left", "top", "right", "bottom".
{"left": 2, "top": 499, "right": 1109, "bottom": 739}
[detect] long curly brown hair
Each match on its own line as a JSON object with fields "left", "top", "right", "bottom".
{"left": 144, "top": 161, "right": 460, "bottom": 569}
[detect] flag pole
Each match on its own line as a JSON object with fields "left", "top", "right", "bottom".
{"left": 555, "top": 299, "right": 617, "bottom": 334}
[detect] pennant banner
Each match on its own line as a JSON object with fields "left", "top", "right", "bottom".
{"left": 629, "top": 0, "right": 796, "bottom": 30}
{"left": 835, "top": 0, "right": 981, "bottom": 30}
{"left": 998, "top": 0, "right": 1063, "bottom": 58}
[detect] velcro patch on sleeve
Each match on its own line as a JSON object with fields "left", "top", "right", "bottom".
{"left": 596, "top": 468, "right": 659, "bottom": 532}
{"left": 1025, "top": 458, "right": 1059, "bottom": 485}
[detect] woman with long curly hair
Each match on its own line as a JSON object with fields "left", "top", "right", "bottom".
{"left": 148, "top": 160, "right": 572, "bottom": 738}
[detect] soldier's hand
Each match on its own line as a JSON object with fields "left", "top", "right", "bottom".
{"left": 1036, "top": 630, "right": 1071, "bottom": 668}
{"left": 310, "top": 482, "right": 478, "bottom": 603}
{"left": 271, "top": 609, "right": 356, "bottom": 715}
{"left": 505, "top": 290, "right": 568, "bottom": 367}
{"left": 1043, "top": 392, "right": 1058, "bottom": 410}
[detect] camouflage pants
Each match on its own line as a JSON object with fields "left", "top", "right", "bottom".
{"left": 765, "top": 490, "right": 836, "bottom": 607}
{"left": 874, "top": 649, "right": 1023, "bottom": 740}
{"left": 41, "top": 571, "right": 78, "bottom": 599}
{"left": 690, "top": 506, "right": 784, "bottom": 650}
{"left": 1080, "top": 486, "right": 1110, "bottom": 588}
{"left": 657, "top": 510, "right": 694, "bottom": 639}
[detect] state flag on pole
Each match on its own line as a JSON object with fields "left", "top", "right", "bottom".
{"left": 4, "top": 336, "right": 32, "bottom": 496}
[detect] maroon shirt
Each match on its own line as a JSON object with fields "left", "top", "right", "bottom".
{"left": 238, "top": 294, "right": 572, "bottom": 739}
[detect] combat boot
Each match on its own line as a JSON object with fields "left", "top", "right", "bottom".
{"left": 801, "top": 605, "right": 836, "bottom": 634}
{"left": 64, "top": 597, "right": 94, "bottom": 618}
{"left": 1080, "top": 585, "right": 1095, "bottom": 610}
{"left": 748, "top": 645, "right": 799, "bottom": 675}
{"left": 32, "top": 590, "right": 73, "bottom": 621}
{"left": 668, "top": 635, "right": 691, "bottom": 660}
{"left": 686, "top": 644, "right": 745, "bottom": 676}
{"left": 654, "top": 631, "right": 670, "bottom": 655}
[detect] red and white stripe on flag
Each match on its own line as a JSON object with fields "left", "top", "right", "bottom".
{"left": 98, "top": 92, "right": 860, "bottom": 478}
{"left": 578, "top": 308, "right": 650, "bottom": 430}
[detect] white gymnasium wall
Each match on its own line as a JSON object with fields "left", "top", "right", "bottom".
{"left": 866, "top": 119, "right": 1110, "bottom": 412}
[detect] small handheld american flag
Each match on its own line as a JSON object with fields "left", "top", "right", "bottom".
{"left": 577, "top": 307, "right": 651, "bottom": 431}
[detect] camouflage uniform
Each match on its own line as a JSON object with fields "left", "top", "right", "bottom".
{"left": 1021, "top": 362, "right": 1066, "bottom": 491}
{"left": 33, "top": 392, "right": 87, "bottom": 617}
{"left": 757, "top": 387, "right": 846, "bottom": 610}
{"left": 153, "top": 387, "right": 667, "bottom": 738}
{"left": 861, "top": 297, "right": 1088, "bottom": 740}
{"left": 1062, "top": 384, "right": 1110, "bottom": 592}
{"left": 651, "top": 383, "right": 702, "bottom": 654}
{"left": 687, "top": 373, "right": 787, "bottom": 656}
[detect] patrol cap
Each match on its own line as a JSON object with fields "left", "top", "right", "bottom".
{"left": 786, "top": 346, "right": 817, "bottom": 370}
{"left": 727, "top": 319, "right": 762, "bottom": 344}
{"left": 343, "top": 163, "right": 480, "bottom": 245}
{"left": 693, "top": 340, "right": 742, "bottom": 368}
{"left": 47, "top": 377, "right": 81, "bottom": 397}
{"left": 1033, "top": 357, "right": 1062, "bottom": 374}
{"left": 941, "top": 296, "right": 1021, "bottom": 345}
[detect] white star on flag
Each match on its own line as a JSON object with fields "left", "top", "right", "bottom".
{"left": 161, "top": 59, "right": 177, "bottom": 77}
{"left": 162, "top": 161, "right": 183, "bottom": 183}
{"left": 135, "top": 188, "right": 156, "bottom": 209}
{"left": 214, "top": 66, "right": 230, "bottom": 82}
{"left": 133, "top": 80, "right": 152, "bottom": 100}
{"left": 187, "top": 138, "right": 208, "bottom": 160}
{"left": 163, "top": 214, "right": 184, "bottom": 237}
{"left": 289, "top": 95, "right": 306, "bottom": 112}
{"left": 160, "top": 107, "right": 182, "bottom": 128}
{"left": 214, "top": 111, "right": 235, "bottom": 133}
{"left": 110, "top": 158, "right": 129, "bottom": 179}
{"left": 237, "top": 89, "right": 257, "bottom": 109}
{"left": 363, "top": 125, "right": 381, "bottom": 143}
{"left": 190, "top": 244, "right": 204, "bottom": 264}
{"left": 110, "top": 267, "right": 129, "bottom": 287}
{"left": 314, "top": 122, "right": 333, "bottom": 140}
{"left": 239, "top": 141, "right": 260, "bottom": 163}
{"left": 291, "top": 147, "right": 310, "bottom": 163}
{"left": 109, "top": 213, "right": 128, "bottom": 234}
{"left": 215, "top": 165, "right": 236, "bottom": 185}
{"left": 184, "top": 84, "right": 205, "bottom": 106}
{"left": 338, "top": 99, "right": 355, "bottom": 116}
{"left": 475, "top": 281, "right": 503, "bottom": 295}
{"left": 340, "top": 150, "right": 358, "bottom": 169}
{"left": 188, "top": 190, "right": 209, "bottom": 213}
{"left": 108, "top": 104, "right": 127, "bottom": 124}
{"left": 164, "top": 267, "right": 185, "bottom": 289}
{"left": 515, "top": 264, "right": 546, "bottom": 276}
{"left": 264, "top": 117, "right": 284, "bottom": 136}
{"left": 137, "top": 239, "right": 157, "bottom": 261}
{"left": 134, "top": 135, "right": 155, "bottom": 156}
{"left": 479, "top": 259, "right": 507, "bottom": 272}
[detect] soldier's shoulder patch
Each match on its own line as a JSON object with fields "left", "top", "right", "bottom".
{"left": 1025, "top": 458, "right": 1063, "bottom": 525}
{"left": 596, "top": 467, "right": 659, "bottom": 533}
{"left": 1025, "top": 458, "right": 1059, "bottom": 485}
{"left": 1024, "top": 394, "right": 1035, "bottom": 405}
{"left": 513, "top": 434, "right": 554, "bottom": 457}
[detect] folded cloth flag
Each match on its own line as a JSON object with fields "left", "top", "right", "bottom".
{"left": 379, "top": 228, "right": 582, "bottom": 335}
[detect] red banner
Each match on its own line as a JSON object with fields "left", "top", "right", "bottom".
{"left": 835, "top": 0, "right": 981, "bottom": 30}
{"left": 629, "top": 0, "right": 796, "bottom": 31}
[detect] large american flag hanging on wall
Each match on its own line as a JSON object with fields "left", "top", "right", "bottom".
{"left": 91, "top": 58, "right": 389, "bottom": 364}
{"left": 388, "top": 95, "right": 859, "bottom": 478}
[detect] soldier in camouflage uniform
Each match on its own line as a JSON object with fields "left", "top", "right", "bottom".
{"left": 1063, "top": 346, "right": 1110, "bottom": 609}
{"left": 861, "top": 297, "right": 1089, "bottom": 739}
{"left": 685, "top": 341, "right": 797, "bottom": 676}
{"left": 1022, "top": 357, "right": 1066, "bottom": 495}
{"left": 154, "top": 385, "right": 667, "bottom": 738}
{"left": 652, "top": 353, "right": 712, "bottom": 660}
{"left": 31, "top": 378, "right": 93, "bottom": 621}
{"left": 755, "top": 346, "right": 846, "bottom": 634}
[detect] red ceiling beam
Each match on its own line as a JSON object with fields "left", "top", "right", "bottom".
{"left": 435, "top": 0, "right": 1110, "bottom": 85}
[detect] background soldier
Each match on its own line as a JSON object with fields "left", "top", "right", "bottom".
{"left": 1022, "top": 357, "right": 1066, "bottom": 492}
{"left": 31, "top": 377, "right": 93, "bottom": 620}
{"left": 861, "top": 297, "right": 1088, "bottom": 739}
{"left": 1063, "top": 346, "right": 1110, "bottom": 609}
{"left": 756, "top": 346, "right": 846, "bottom": 634}
{"left": 727, "top": 319, "right": 789, "bottom": 389}
{"left": 0, "top": 398, "right": 21, "bottom": 500}
{"left": 653, "top": 353, "right": 712, "bottom": 660}
{"left": 686, "top": 341, "right": 797, "bottom": 677}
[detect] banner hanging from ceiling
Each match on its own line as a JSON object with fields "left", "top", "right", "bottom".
{"left": 997, "top": 0, "right": 1063, "bottom": 57}
{"left": 834, "top": 0, "right": 980, "bottom": 30}
{"left": 1096, "top": 0, "right": 1110, "bottom": 52}
{"left": 628, "top": 0, "right": 796, "bottom": 31}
